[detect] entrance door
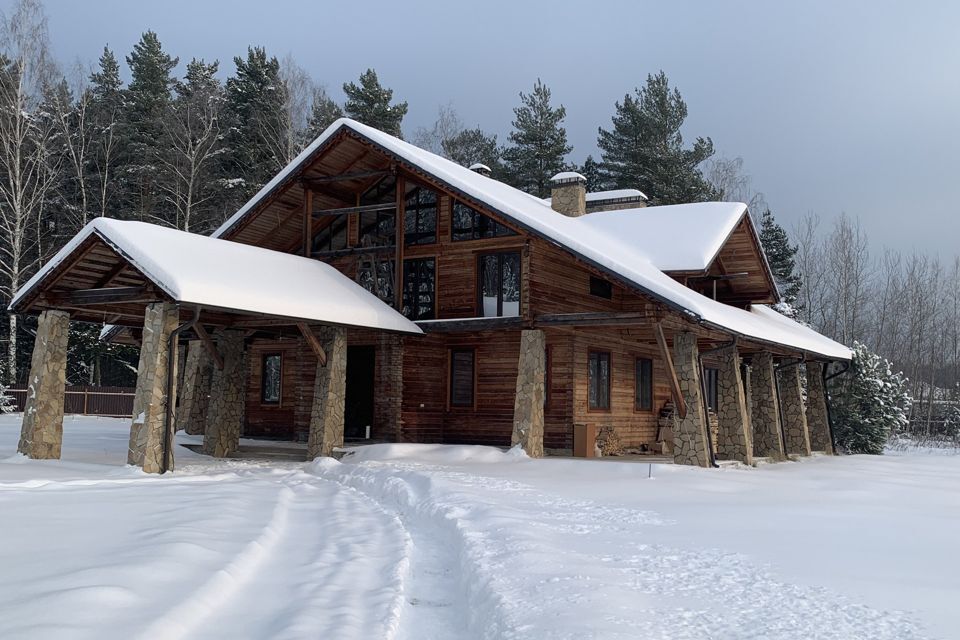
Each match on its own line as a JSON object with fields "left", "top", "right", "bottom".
{"left": 345, "top": 345, "right": 376, "bottom": 439}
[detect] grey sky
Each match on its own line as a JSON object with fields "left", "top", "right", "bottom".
{"left": 21, "top": 0, "right": 960, "bottom": 256}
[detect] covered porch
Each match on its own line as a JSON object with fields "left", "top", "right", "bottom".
{"left": 8, "top": 218, "right": 420, "bottom": 473}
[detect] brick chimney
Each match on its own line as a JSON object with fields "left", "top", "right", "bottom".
{"left": 550, "top": 172, "right": 587, "bottom": 217}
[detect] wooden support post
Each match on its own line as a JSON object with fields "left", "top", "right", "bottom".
{"left": 193, "top": 322, "right": 224, "bottom": 370}
{"left": 394, "top": 174, "right": 405, "bottom": 311}
{"left": 655, "top": 322, "right": 687, "bottom": 419}
{"left": 298, "top": 322, "right": 327, "bottom": 366}
{"left": 302, "top": 183, "right": 313, "bottom": 257}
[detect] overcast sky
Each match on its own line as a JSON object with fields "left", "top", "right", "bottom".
{"left": 15, "top": 0, "right": 960, "bottom": 257}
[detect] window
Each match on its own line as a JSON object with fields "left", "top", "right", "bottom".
{"left": 635, "top": 357, "right": 653, "bottom": 411}
{"left": 452, "top": 201, "right": 517, "bottom": 241}
{"left": 450, "top": 349, "right": 475, "bottom": 407}
{"left": 402, "top": 258, "right": 436, "bottom": 320}
{"left": 589, "top": 276, "right": 612, "bottom": 299}
{"left": 588, "top": 351, "right": 611, "bottom": 410}
{"left": 478, "top": 252, "right": 521, "bottom": 317}
{"left": 261, "top": 354, "right": 282, "bottom": 404}
{"left": 704, "top": 367, "right": 719, "bottom": 411}
{"left": 359, "top": 175, "right": 397, "bottom": 247}
{"left": 312, "top": 215, "right": 348, "bottom": 253}
{"left": 404, "top": 185, "right": 437, "bottom": 245}
{"left": 357, "top": 259, "right": 395, "bottom": 303}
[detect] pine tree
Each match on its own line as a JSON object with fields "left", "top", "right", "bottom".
{"left": 123, "top": 31, "right": 179, "bottom": 222}
{"left": 578, "top": 155, "right": 606, "bottom": 192}
{"left": 443, "top": 127, "right": 502, "bottom": 176}
{"left": 598, "top": 71, "right": 717, "bottom": 205}
{"left": 88, "top": 46, "right": 124, "bottom": 219}
{"left": 502, "top": 79, "right": 572, "bottom": 197}
{"left": 758, "top": 209, "right": 803, "bottom": 305}
{"left": 342, "top": 68, "right": 407, "bottom": 137}
{"left": 224, "top": 47, "right": 287, "bottom": 201}
{"left": 303, "top": 87, "right": 343, "bottom": 143}
{"left": 830, "top": 342, "right": 912, "bottom": 454}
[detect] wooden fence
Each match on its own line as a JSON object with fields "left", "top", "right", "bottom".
{"left": 7, "top": 385, "right": 135, "bottom": 418}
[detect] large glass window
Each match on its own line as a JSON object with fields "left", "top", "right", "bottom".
{"left": 261, "top": 353, "right": 282, "bottom": 404}
{"left": 402, "top": 258, "right": 436, "bottom": 320}
{"left": 357, "top": 259, "right": 395, "bottom": 303}
{"left": 359, "top": 175, "right": 397, "bottom": 247}
{"left": 635, "top": 357, "right": 653, "bottom": 411}
{"left": 404, "top": 185, "right": 437, "bottom": 245}
{"left": 452, "top": 201, "right": 517, "bottom": 241}
{"left": 588, "top": 351, "right": 611, "bottom": 410}
{"left": 450, "top": 349, "right": 475, "bottom": 407}
{"left": 478, "top": 252, "right": 521, "bottom": 317}
{"left": 312, "top": 215, "right": 348, "bottom": 253}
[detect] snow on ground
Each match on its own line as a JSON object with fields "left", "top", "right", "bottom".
{"left": 2, "top": 415, "right": 958, "bottom": 639}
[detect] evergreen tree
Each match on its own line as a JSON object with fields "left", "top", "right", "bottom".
{"left": 578, "top": 155, "right": 606, "bottom": 192}
{"left": 502, "top": 79, "right": 572, "bottom": 198}
{"left": 224, "top": 47, "right": 287, "bottom": 201}
{"left": 123, "top": 31, "right": 178, "bottom": 222}
{"left": 830, "top": 342, "right": 912, "bottom": 454}
{"left": 342, "top": 68, "right": 407, "bottom": 138}
{"left": 443, "top": 127, "right": 502, "bottom": 177}
{"left": 303, "top": 87, "right": 343, "bottom": 143}
{"left": 88, "top": 46, "right": 124, "bottom": 219}
{"left": 758, "top": 208, "right": 803, "bottom": 305}
{"left": 598, "top": 71, "right": 717, "bottom": 205}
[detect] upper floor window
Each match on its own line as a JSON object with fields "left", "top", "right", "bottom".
{"left": 589, "top": 276, "right": 612, "bottom": 299}
{"left": 261, "top": 353, "right": 282, "bottom": 404}
{"left": 312, "top": 215, "right": 348, "bottom": 253}
{"left": 452, "top": 201, "right": 517, "bottom": 241}
{"left": 402, "top": 258, "right": 436, "bottom": 320}
{"left": 479, "top": 252, "right": 520, "bottom": 317}
{"left": 404, "top": 185, "right": 437, "bottom": 245}
{"left": 359, "top": 175, "right": 397, "bottom": 247}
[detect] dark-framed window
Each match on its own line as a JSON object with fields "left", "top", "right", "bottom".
{"left": 588, "top": 350, "right": 611, "bottom": 410}
{"left": 704, "top": 367, "right": 719, "bottom": 411}
{"left": 261, "top": 353, "right": 282, "bottom": 404}
{"left": 478, "top": 252, "right": 521, "bottom": 317}
{"left": 404, "top": 185, "right": 437, "bottom": 245}
{"left": 312, "top": 215, "right": 348, "bottom": 253}
{"left": 402, "top": 258, "right": 436, "bottom": 320}
{"left": 359, "top": 175, "right": 397, "bottom": 247}
{"left": 452, "top": 201, "right": 517, "bottom": 241}
{"left": 450, "top": 348, "right": 475, "bottom": 407}
{"left": 589, "top": 276, "right": 612, "bottom": 299}
{"left": 357, "top": 259, "right": 395, "bottom": 303}
{"left": 635, "top": 357, "right": 653, "bottom": 411}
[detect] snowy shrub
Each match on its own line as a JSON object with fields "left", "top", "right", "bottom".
{"left": 944, "top": 404, "right": 960, "bottom": 439}
{"left": 829, "top": 342, "right": 912, "bottom": 454}
{"left": 0, "top": 384, "right": 16, "bottom": 414}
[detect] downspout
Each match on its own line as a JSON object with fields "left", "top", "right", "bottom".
{"left": 162, "top": 305, "right": 201, "bottom": 474}
{"left": 697, "top": 339, "right": 736, "bottom": 468}
{"left": 773, "top": 357, "right": 804, "bottom": 457}
{"left": 823, "top": 361, "right": 851, "bottom": 454}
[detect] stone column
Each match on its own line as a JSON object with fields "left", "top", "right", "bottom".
{"left": 202, "top": 330, "right": 246, "bottom": 458}
{"left": 750, "top": 351, "right": 785, "bottom": 460}
{"left": 805, "top": 361, "right": 834, "bottom": 454}
{"left": 511, "top": 329, "right": 546, "bottom": 457}
{"left": 672, "top": 332, "right": 711, "bottom": 467}
{"left": 780, "top": 365, "right": 811, "bottom": 456}
{"left": 307, "top": 327, "right": 347, "bottom": 459}
{"left": 715, "top": 346, "right": 753, "bottom": 465}
{"left": 127, "top": 302, "right": 180, "bottom": 473}
{"left": 178, "top": 340, "right": 213, "bottom": 435}
{"left": 17, "top": 309, "right": 70, "bottom": 459}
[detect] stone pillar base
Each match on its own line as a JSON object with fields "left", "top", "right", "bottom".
{"left": 805, "top": 361, "right": 834, "bottom": 454}
{"left": 18, "top": 309, "right": 70, "bottom": 459}
{"left": 307, "top": 327, "right": 347, "bottom": 459}
{"left": 672, "top": 332, "right": 711, "bottom": 467}
{"left": 202, "top": 330, "right": 246, "bottom": 458}
{"left": 512, "top": 329, "right": 545, "bottom": 457}
{"left": 128, "top": 302, "right": 180, "bottom": 473}
{"left": 780, "top": 365, "right": 811, "bottom": 456}
{"left": 750, "top": 352, "right": 785, "bottom": 460}
{"left": 178, "top": 340, "right": 213, "bottom": 435}
{"left": 715, "top": 346, "right": 752, "bottom": 465}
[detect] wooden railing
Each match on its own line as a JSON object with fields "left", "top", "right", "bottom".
{"left": 7, "top": 385, "right": 135, "bottom": 418}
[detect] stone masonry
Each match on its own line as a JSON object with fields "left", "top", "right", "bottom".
{"left": 750, "top": 351, "right": 785, "bottom": 460}
{"left": 511, "top": 329, "right": 546, "bottom": 457}
{"left": 178, "top": 340, "right": 213, "bottom": 435}
{"left": 779, "top": 365, "right": 811, "bottom": 456}
{"left": 202, "top": 330, "right": 246, "bottom": 458}
{"left": 715, "top": 346, "right": 753, "bottom": 465}
{"left": 805, "top": 361, "right": 834, "bottom": 454}
{"left": 127, "top": 302, "right": 180, "bottom": 473}
{"left": 17, "top": 309, "right": 70, "bottom": 459}
{"left": 672, "top": 332, "right": 711, "bottom": 467}
{"left": 549, "top": 174, "right": 586, "bottom": 217}
{"left": 307, "top": 327, "right": 347, "bottom": 459}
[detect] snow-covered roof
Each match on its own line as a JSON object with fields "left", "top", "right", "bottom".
{"left": 468, "top": 163, "right": 491, "bottom": 172}
{"left": 585, "top": 188, "right": 648, "bottom": 202}
{"left": 11, "top": 218, "right": 422, "bottom": 334}
{"left": 576, "top": 203, "right": 747, "bottom": 272}
{"left": 551, "top": 171, "right": 586, "bottom": 183}
{"left": 213, "top": 118, "right": 850, "bottom": 360}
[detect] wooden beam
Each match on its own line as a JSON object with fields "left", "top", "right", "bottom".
{"left": 46, "top": 286, "right": 160, "bottom": 306}
{"left": 311, "top": 245, "right": 396, "bottom": 259}
{"left": 416, "top": 316, "right": 524, "bottom": 333}
{"left": 304, "top": 168, "right": 391, "bottom": 185}
{"left": 313, "top": 202, "right": 395, "bottom": 217}
{"left": 297, "top": 322, "right": 327, "bottom": 366}
{"left": 302, "top": 182, "right": 313, "bottom": 257}
{"left": 193, "top": 322, "right": 224, "bottom": 370}
{"left": 534, "top": 311, "right": 657, "bottom": 327}
{"left": 394, "top": 174, "right": 405, "bottom": 311}
{"left": 91, "top": 261, "right": 130, "bottom": 289}
{"left": 655, "top": 322, "right": 687, "bottom": 419}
